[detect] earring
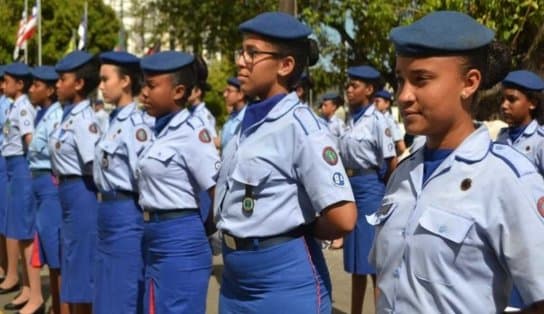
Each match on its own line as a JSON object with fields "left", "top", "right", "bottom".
{"left": 460, "top": 92, "right": 467, "bottom": 100}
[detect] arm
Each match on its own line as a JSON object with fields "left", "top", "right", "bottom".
{"left": 23, "top": 133, "right": 32, "bottom": 152}
{"left": 205, "top": 187, "right": 217, "bottom": 236}
{"left": 383, "top": 156, "right": 398, "bottom": 183}
{"left": 313, "top": 200, "right": 356, "bottom": 240}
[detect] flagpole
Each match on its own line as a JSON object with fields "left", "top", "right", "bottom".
{"left": 84, "top": 0, "right": 88, "bottom": 51}
{"left": 37, "top": 0, "right": 42, "bottom": 65}
{"left": 24, "top": 0, "right": 28, "bottom": 64}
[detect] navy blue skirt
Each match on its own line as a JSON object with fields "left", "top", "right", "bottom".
{"left": 94, "top": 197, "right": 144, "bottom": 314}
{"left": 343, "top": 172, "right": 385, "bottom": 274}
{"left": 220, "top": 235, "right": 332, "bottom": 314}
{"left": 32, "top": 173, "right": 62, "bottom": 268}
{"left": 58, "top": 176, "right": 98, "bottom": 303}
{"left": 143, "top": 213, "right": 211, "bottom": 314}
{"left": 0, "top": 156, "right": 8, "bottom": 235}
{"left": 5, "top": 156, "right": 35, "bottom": 240}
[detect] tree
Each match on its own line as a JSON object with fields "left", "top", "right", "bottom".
{"left": 0, "top": 0, "right": 120, "bottom": 65}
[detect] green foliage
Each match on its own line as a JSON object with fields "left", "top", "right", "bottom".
{"left": 0, "top": 0, "right": 120, "bottom": 65}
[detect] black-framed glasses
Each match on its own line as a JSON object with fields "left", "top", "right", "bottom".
{"left": 235, "top": 48, "right": 284, "bottom": 64}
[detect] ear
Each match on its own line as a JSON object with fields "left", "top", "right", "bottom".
{"left": 46, "top": 85, "right": 56, "bottom": 99}
{"left": 15, "top": 78, "right": 25, "bottom": 92}
{"left": 364, "top": 83, "right": 375, "bottom": 98}
{"left": 277, "top": 56, "right": 295, "bottom": 79}
{"left": 172, "top": 84, "right": 186, "bottom": 102}
{"left": 120, "top": 74, "right": 131, "bottom": 92}
{"left": 462, "top": 68, "right": 481, "bottom": 99}
{"left": 74, "top": 77, "right": 85, "bottom": 93}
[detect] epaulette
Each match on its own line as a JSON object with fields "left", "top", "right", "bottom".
{"left": 490, "top": 143, "right": 536, "bottom": 178}
{"left": 186, "top": 115, "right": 205, "bottom": 130}
{"left": 130, "top": 111, "right": 145, "bottom": 126}
{"left": 293, "top": 106, "right": 322, "bottom": 135}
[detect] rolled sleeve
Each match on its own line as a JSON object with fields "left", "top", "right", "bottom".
{"left": 185, "top": 128, "right": 220, "bottom": 192}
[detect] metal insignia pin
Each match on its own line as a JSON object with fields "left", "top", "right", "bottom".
{"left": 526, "top": 145, "right": 531, "bottom": 151}
{"left": 460, "top": 178, "right": 472, "bottom": 191}
{"left": 242, "top": 197, "right": 254, "bottom": 216}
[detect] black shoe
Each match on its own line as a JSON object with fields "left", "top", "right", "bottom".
{"left": 4, "top": 299, "right": 27, "bottom": 310}
{"left": 15, "top": 302, "right": 45, "bottom": 314}
{"left": 0, "top": 282, "right": 20, "bottom": 294}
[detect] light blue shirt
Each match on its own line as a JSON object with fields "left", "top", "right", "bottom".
{"left": 28, "top": 102, "right": 62, "bottom": 170}
{"left": 369, "top": 126, "right": 544, "bottom": 313}
{"left": 137, "top": 109, "right": 219, "bottom": 210}
{"left": 496, "top": 119, "right": 544, "bottom": 176}
{"left": 215, "top": 92, "right": 355, "bottom": 238}
{"left": 0, "top": 95, "right": 11, "bottom": 146}
{"left": 383, "top": 111, "right": 403, "bottom": 142}
{"left": 191, "top": 102, "right": 217, "bottom": 138}
{"left": 221, "top": 105, "right": 246, "bottom": 150}
{"left": 2, "top": 94, "right": 36, "bottom": 157}
{"left": 94, "top": 103, "right": 153, "bottom": 193}
{"left": 322, "top": 115, "right": 345, "bottom": 138}
{"left": 339, "top": 104, "right": 395, "bottom": 169}
{"left": 49, "top": 99, "right": 101, "bottom": 176}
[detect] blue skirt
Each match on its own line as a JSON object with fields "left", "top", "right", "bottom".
{"left": 5, "top": 156, "right": 35, "bottom": 240}
{"left": 509, "top": 286, "right": 524, "bottom": 309}
{"left": 58, "top": 176, "right": 98, "bottom": 303}
{"left": 94, "top": 198, "right": 144, "bottom": 314}
{"left": 143, "top": 213, "right": 211, "bottom": 314}
{"left": 343, "top": 172, "right": 385, "bottom": 274}
{"left": 220, "top": 235, "right": 332, "bottom": 314}
{"left": 0, "top": 156, "right": 8, "bottom": 235}
{"left": 198, "top": 190, "right": 211, "bottom": 223}
{"left": 32, "top": 173, "right": 62, "bottom": 269}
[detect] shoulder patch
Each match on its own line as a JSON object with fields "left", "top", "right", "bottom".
{"left": 186, "top": 115, "right": 205, "bottom": 130}
{"left": 293, "top": 106, "right": 322, "bottom": 135}
{"left": 89, "top": 123, "right": 98, "bottom": 134}
{"left": 135, "top": 128, "right": 149, "bottom": 142}
{"left": 490, "top": 143, "right": 537, "bottom": 178}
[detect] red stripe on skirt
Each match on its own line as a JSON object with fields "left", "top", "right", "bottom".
{"left": 31, "top": 233, "right": 42, "bottom": 268}
{"left": 149, "top": 278, "right": 156, "bottom": 314}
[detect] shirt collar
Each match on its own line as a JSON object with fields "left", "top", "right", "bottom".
{"left": 241, "top": 93, "right": 288, "bottom": 133}
{"left": 522, "top": 119, "right": 539, "bottom": 136}
{"left": 155, "top": 108, "right": 190, "bottom": 137}
{"left": 115, "top": 102, "right": 136, "bottom": 121}
{"left": 71, "top": 99, "right": 90, "bottom": 115}
{"left": 352, "top": 103, "right": 374, "bottom": 123}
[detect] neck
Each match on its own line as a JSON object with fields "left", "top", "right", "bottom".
{"left": 349, "top": 101, "right": 368, "bottom": 112}
{"left": 41, "top": 99, "right": 53, "bottom": 109}
{"left": 511, "top": 117, "right": 532, "bottom": 128}
{"left": 234, "top": 101, "right": 246, "bottom": 112}
{"left": 13, "top": 92, "right": 23, "bottom": 100}
{"left": 73, "top": 94, "right": 84, "bottom": 105}
{"left": 260, "top": 85, "right": 288, "bottom": 101}
{"left": 426, "top": 117, "right": 475, "bottom": 150}
{"left": 117, "top": 94, "right": 133, "bottom": 108}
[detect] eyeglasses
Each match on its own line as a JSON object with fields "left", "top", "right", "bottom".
{"left": 235, "top": 48, "right": 284, "bottom": 64}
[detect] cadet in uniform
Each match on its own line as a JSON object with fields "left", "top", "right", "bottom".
{"left": 374, "top": 90, "right": 406, "bottom": 155}
{"left": 369, "top": 11, "right": 544, "bottom": 313}
{"left": 339, "top": 65, "right": 397, "bottom": 314}
{"left": 49, "top": 51, "right": 101, "bottom": 314}
{"left": 26, "top": 65, "right": 63, "bottom": 314}
{"left": 93, "top": 51, "right": 151, "bottom": 314}
{"left": 496, "top": 70, "right": 544, "bottom": 176}
{"left": 138, "top": 51, "right": 219, "bottom": 314}
{"left": 215, "top": 12, "right": 356, "bottom": 314}
{"left": 0, "top": 63, "right": 36, "bottom": 311}
{"left": 187, "top": 71, "right": 217, "bottom": 146}
{"left": 319, "top": 92, "right": 346, "bottom": 138}
{"left": 220, "top": 77, "right": 247, "bottom": 151}
{"left": 0, "top": 66, "right": 10, "bottom": 281}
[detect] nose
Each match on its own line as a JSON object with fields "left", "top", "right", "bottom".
{"left": 396, "top": 81, "right": 415, "bottom": 109}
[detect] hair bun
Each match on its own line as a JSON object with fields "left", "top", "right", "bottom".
{"left": 307, "top": 39, "right": 319, "bottom": 66}
{"left": 192, "top": 55, "right": 209, "bottom": 87}
{"left": 481, "top": 41, "right": 511, "bottom": 90}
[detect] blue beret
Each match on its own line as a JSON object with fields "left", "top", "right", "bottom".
{"left": 100, "top": 51, "right": 140, "bottom": 66}
{"left": 55, "top": 51, "right": 93, "bottom": 72}
{"left": 347, "top": 65, "right": 380, "bottom": 81}
{"left": 227, "top": 77, "right": 240, "bottom": 88}
{"left": 4, "top": 62, "right": 32, "bottom": 77}
{"left": 322, "top": 92, "right": 340, "bottom": 101}
{"left": 390, "top": 11, "right": 495, "bottom": 56}
{"left": 239, "top": 12, "right": 311, "bottom": 40}
{"left": 140, "top": 51, "right": 194, "bottom": 73}
{"left": 31, "top": 66, "right": 59, "bottom": 82}
{"left": 502, "top": 70, "right": 544, "bottom": 91}
{"left": 374, "top": 90, "right": 392, "bottom": 101}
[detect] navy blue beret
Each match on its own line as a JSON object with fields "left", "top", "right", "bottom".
{"left": 374, "top": 90, "right": 393, "bottom": 101}
{"left": 31, "top": 66, "right": 59, "bottom": 82}
{"left": 4, "top": 62, "right": 32, "bottom": 77}
{"left": 140, "top": 51, "right": 194, "bottom": 73}
{"left": 239, "top": 12, "right": 311, "bottom": 40}
{"left": 390, "top": 11, "right": 495, "bottom": 56}
{"left": 55, "top": 51, "right": 93, "bottom": 72}
{"left": 347, "top": 65, "right": 380, "bottom": 81}
{"left": 502, "top": 70, "right": 544, "bottom": 91}
{"left": 100, "top": 51, "right": 140, "bottom": 66}
{"left": 321, "top": 92, "right": 340, "bottom": 101}
{"left": 227, "top": 77, "right": 240, "bottom": 88}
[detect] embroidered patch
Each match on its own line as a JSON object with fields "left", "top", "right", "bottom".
{"left": 538, "top": 197, "right": 544, "bottom": 218}
{"left": 199, "top": 129, "right": 211, "bottom": 143}
{"left": 20, "top": 109, "right": 27, "bottom": 116}
{"left": 332, "top": 172, "right": 345, "bottom": 187}
{"left": 135, "top": 128, "right": 147, "bottom": 142}
{"left": 89, "top": 123, "right": 98, "bottom": 134}
{"left": 322, "top": 146, "right": 338, "bottom": 165}
{"left": 385, "top": 128, "right": 392, "bottom": 137}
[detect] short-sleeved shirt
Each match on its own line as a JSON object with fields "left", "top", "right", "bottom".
{"left": 384, "top": 111, "right": 403, "bottom": 142}
{"left": 0, "top": 95, "right": 11, "bottom": 146}
{"left": 339, "top": 104, "right": 395, "bottom": 169}
{"left": 215, "top": 92, "right": 355, "bottom": 238}
{"left": 221, "top": 105, "right": 246, "bottom": 151}
{"left": 496, "top": 119, "right": 544, "bottom": 176}
{"left": 93, "top": 103, "right": 153, "bottom": 193}
{"left": 369, "top": 126, "right": 544, "bottom": 313}
{"left": 95, "top": 109, "right": 109, "bottom": 133}
{"left": 191, "top": 102, "right": 217, "bottom": 138}
{"left": 2, "top": 94, "right": 36, "bottom": 157}
{"left": 28, "top": 102, "right": 62, "bottom": 170}
{"left": 323, "top": 115, "right": 346, "bottom": 138}
{"left": 137, "top": 109, "right": 219, "bottom": 210}
{"left": 49, "top": 99, "right": 101, "bottom": 176}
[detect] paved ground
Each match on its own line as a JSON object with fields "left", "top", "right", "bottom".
{"left": 0, "top": 248, "right": 375, "bottom": 314}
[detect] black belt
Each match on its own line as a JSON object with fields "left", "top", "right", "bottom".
{"left": 222, "top": 225, "right": 309, "bottom": 251}
{"left": 58, "top": 175, "right": 91, "bottom": 184}
{"left": 345, "top": 168, "right": 378, "bottom": 177}
{"left": 143, "top": 208, "right": 198, "bottom": 222}
{"left": 31, "top": 169, "right": 52, "bottom": 178}
{"left": 99, "top": 190, "right": 138, "bottom": 202}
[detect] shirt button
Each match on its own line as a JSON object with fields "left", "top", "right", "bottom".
{"left": 401, "top": 229, "right": 406, "bottom": 237}
{"left": 393, "top": 269, "right": 400, "bottom": 278}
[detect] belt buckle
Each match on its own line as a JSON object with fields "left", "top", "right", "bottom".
{"left": 346, "top": 168, "right": 354, "bottom": 177}
{"left": 143, "top": 211, "right": 150, "bottom": 222}
{"left": 223, "top": 234, "right": 237, "bottom": 250}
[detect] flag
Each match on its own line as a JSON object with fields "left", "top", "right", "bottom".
{"left": 13, "top": 10, "right": 26, "bottom": 60}
{"left": 21, "top": 5, "right": 38, "bottom": 43}
{"left": 77, "top": 8, "right": 87, "bottom": 50}
{"left": 146, "top": 42, "right": 161, "bottom": 55}
{"left": 114, "top": 27, "right": 126, "bottom": 51}
{"left": 13, "top": 2, "right": 39, "bottom": 61}
{"left": 65, "top": 30, "right": 77, "bottom": 55}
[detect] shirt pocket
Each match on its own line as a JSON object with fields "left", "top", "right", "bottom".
{"left": 146, "top": 147, "right": 176, "bottom": 166}
{"left": 230, "top": 162, "right": 271, "bottom": 188}
{"left": 411, "top": 207, "right": 475, "bottom": 286}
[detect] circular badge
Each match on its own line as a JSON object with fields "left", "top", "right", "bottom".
{"left": 199, "top": 129, "right": 211, "bottom": 143}
{"left": 385, "top": 128, "right": 392, "bottom": 137}
{"left": 322, "top": 146, "right": 338, "bottom": 166}
{"left": 538, "top": 197, "right": 544, "bottom": 218}
{"left": 135, "top": 128, "right": 148, "bottom": 142}
{"left": 242, "top": 197, "right": 255, "bottom": 215}
{"left": 20, "top": 109, "right": 27, "bottom": 116}
{"left": 89, "top": 123, "right": 98, "bottom": 134}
